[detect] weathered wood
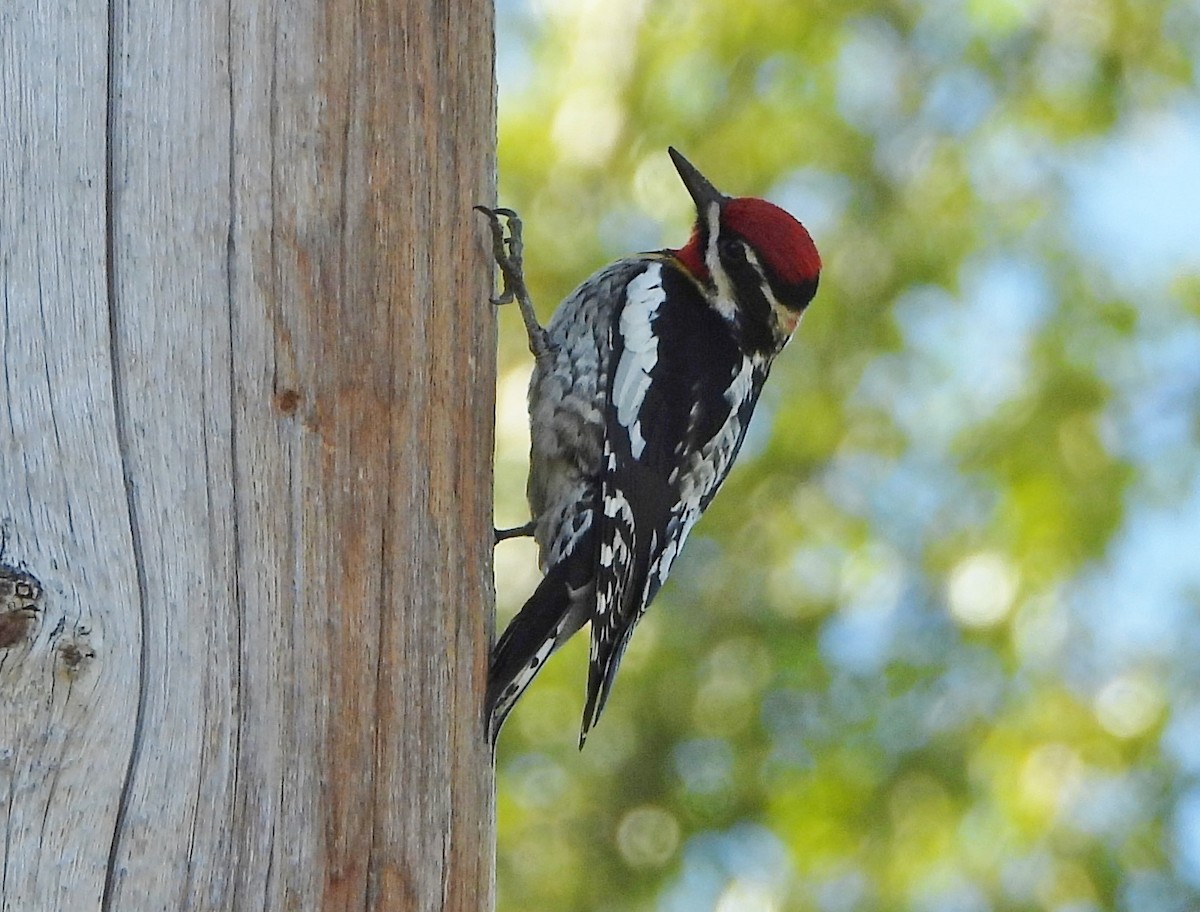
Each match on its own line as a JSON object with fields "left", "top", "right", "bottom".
{"left": 0, "top": 0, "right": 496, "bottom": 909}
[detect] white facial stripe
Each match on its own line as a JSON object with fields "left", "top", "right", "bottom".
{"left": 743, "top": 246, "right": 801, "bottom": 337}
{"left": 703, "top": 202, "right": 737, "bottom": 321}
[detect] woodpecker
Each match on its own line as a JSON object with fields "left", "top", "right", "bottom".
{"left": 480, "top": 147, "right": 821, "bottom": 747}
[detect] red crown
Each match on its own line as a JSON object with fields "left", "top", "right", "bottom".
{"left": 674, "top": 197, "right": 820, "bottom": 286}
{"left": 723, "top": 197, "right": 821, "bottom": 286}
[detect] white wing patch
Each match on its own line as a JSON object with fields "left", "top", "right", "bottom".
{"left": 611, "top": 265, "right": 665, "bottom": 459}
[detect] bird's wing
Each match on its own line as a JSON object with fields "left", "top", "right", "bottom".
{"left": 581, "top": 259, "right": 767, "bottom": 743}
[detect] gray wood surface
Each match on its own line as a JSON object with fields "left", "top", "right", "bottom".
{"left": 0, "top": 1, "right": 496, "bottom": 908}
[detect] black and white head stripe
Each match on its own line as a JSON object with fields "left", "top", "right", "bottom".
{"left": 707, "top": 233, "right": 816, "bottom": 355}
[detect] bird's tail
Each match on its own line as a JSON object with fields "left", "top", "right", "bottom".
{"left": 486, "top": 546, "right": 591, "bottom": 744}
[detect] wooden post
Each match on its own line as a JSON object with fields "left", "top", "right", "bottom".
{"left": 0, "top": 0, "right": 496, "bottom": 909}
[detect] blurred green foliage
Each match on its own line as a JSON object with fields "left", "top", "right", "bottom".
{"left": 490, "top": 0, "right": 1200, "bottom": 909}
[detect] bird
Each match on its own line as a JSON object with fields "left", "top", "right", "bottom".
{"left": 479, "top": 147, "right": 821, "bottom": 747}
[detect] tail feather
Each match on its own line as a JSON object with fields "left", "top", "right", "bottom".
{"left": 486, "top": 542, "right": 592, "bottom": 744}
{"left": 578, "top": 624, "right": 636, "bottom": 748}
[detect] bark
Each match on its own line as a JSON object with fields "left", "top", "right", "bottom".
{"left": 0, "top": 0, "right": 496, "bottom": 908}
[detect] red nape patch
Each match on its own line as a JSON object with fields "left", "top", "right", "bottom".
{"left": 674, "top": 225, "right": 708, "bottom": 281}
{"left": 723, "top": 197, "right": 821, "bottom": 285}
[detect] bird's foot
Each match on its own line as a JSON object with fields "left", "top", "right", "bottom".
{"left": 494, "top": 520, "right": 536, "bottom": 544}
{"left": 475, "top": 206, "right": 552, "bottom": 362}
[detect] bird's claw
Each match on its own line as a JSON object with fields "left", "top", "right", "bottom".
{"left": 475, "top": 204, "right": 553, "bottom": 363}
{"left": 475, "top": 206, "right": 526, "bottom": 307}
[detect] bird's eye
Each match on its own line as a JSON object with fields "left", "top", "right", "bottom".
{"left": 718, "top": 236, "right": 744, "bottom": 260}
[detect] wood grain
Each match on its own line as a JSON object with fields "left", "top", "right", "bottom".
{"left": 0, "top": 1, "right": 496, "bottom": 909}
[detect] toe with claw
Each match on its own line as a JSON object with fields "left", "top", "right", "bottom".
{"left": 474, "top": 206, "right": 525, "bottom": 306}
{"left": 475, "top": 205, "right": 554, "bottom": 365}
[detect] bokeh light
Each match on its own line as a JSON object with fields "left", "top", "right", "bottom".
{"left": 490, "top": 0, "right": 1200, "bottom": 908}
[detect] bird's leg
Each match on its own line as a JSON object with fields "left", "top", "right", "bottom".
{"left": 494, "top": 520, "right": 537, "bottom": 544}
{"left": 475, "top": 206, "right": 554, "bottom": 368}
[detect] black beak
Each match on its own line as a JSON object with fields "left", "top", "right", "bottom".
{"left": 668, "top": 147, "right": 726, "bottom": 212}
